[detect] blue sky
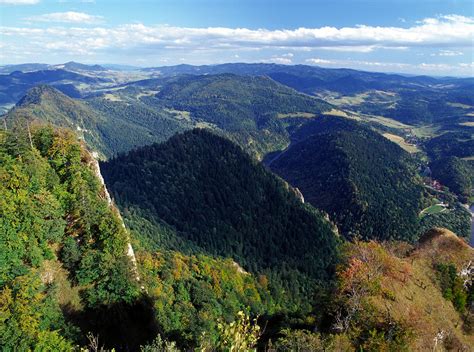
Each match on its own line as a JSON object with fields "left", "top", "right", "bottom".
{"left": 0, "top": 0, "right": 473, "bottom": 76}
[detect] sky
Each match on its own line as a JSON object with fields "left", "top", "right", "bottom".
{"left": 0, "top": 0, "right": 473, "bottom": 76}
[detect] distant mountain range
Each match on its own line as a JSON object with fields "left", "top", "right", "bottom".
{"left": 2, "top": 61, "right": 472, "bottom": 126}
{"left": 0, "top": 61, "right": 108, "bottom": 74}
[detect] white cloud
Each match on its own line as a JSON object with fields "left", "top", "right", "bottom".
{"left": 318, "top": 45, "right": 408, "bottom": 53}
{"left": 0, "top": 0, "right": 39, "bottom": 4}
{"left": 262, "top": 54, "right": 293, "bottom": 64}
{"left": 305, "top": 57, "right": 473, "bottom": 75}
{"left": 25, "top": 11, "right": 103, "bottom": 24}
{"left": 438, "top": 50, "right": 463, "bottom": 56}
{"left": 3, "top": 13, "right": 473, "bottom": 54}
{"left": 306, "top": 58, "right": 334, "bottom": 65}
{"left": 269, "top": 57, "right": 292, "bottom": 64}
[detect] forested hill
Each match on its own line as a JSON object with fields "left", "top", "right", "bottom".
{"left": 270, "top": 117, "right": 425, "bottom": 241}
{"left": 151, "top": 73, "right": 333, "bottom": 157}
{"left": 101, "top": 129, "right": 339, "bottom": 282}
{"left": 4, "top": 75, "right": 335, "bottom": 160}
{"left": 4, "top": 85, "right": 111, "bottom": 157}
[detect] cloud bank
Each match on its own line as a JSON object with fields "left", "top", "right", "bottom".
{"left": 1, "top": 14, "right": 473, "bottom": 75}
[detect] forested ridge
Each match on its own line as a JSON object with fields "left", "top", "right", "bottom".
{"left": 102, "top": 129, "right": 340, "bottom": 294}
{"left": 424, "top": 131, "right": 474, "bottom": 203}
{"left": 270, "top": 117, "right": 425, "bottom": 241}
{"left": 5, "top": 76, "right": 334, "bottom": 161}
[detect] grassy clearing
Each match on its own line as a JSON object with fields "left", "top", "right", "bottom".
{"left": 322, "top": 90, "right": 398, "bottom": 107}
{"left": 323, "top": 108, "right": 362, "bottom": 120}
{"left": 324, "top": 92, "right": 369, "bottom": 106}
{"left": 41, "top": 259, "right": 83, "bottom": 311}
{"left": 383, "top": 133, "right": 420, "bottom": 153}
{"left": 419, "top": 204, "right": 446, "bottom": 217}
{"left": 135, "top": 90, "right": 160, "bottom": 100}
{"left": 195, "top": 121, "right": 217, "bottom": 129}
{"left": 411, "top": 125, "right": 440, "bottom": 138}
{"left": 103, "top": 93, "right": 123, "bottom": 102}
{"left": 164, "top": 108, "right": 192, "bottom": 121}
{"left": 277, "top": 112, "right": 316, "bottom": 119}
{"left": 366, "top": 115, "right": 411, "bottom": 129}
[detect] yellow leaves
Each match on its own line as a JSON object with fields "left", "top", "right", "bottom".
{"left": 0, "top": 286, "right": 13, "bottom": 324}
{"left": 0, "top": 273, "right": 45, "bottom": 340}
{"left": 201, "top": 311, "right": 261, "bottom": 352}
{"left": 171, "top": 253, "right": 191, "bottom": 280}
{"left": 257, "top": 274, "right": 268, "bottom": 289}
{"left": 0, "top": 161, "right": 28, "bottom": 191}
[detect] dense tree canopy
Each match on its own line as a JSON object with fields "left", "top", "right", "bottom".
{"left": 0, "top": 122, "right": 139, "bottom": 349}
{"left": 270, "top": 117, "right": 425, "bottom": 241}
{"left": 102, "top": 129, "right": 339, "bottom": 281}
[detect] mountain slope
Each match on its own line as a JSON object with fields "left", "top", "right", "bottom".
{"left": 0, "top": 123, "right": 299, "bottom": 350}
{"left": 101, "top": 129, "right": 339, "bottom": 282}
{"left": 0, "top": 123, "right": 142, "bottom": 350}
{"left": 270, "top": 117, "right": 425, "bottom": 241}
{"left": 330, "top": 228, "right": 473, "bottom": 351}
{"left": 0, "top": 68, "right": 107, "bottom": 105}
{"left": 151, "top": 73, "right": 333, "bottom": 158}
{"left": 4, "top": 85, "right": 111, "bottom": 157}
{"left": 4, "top": 85, "right": 192, "bottom": 158}
{"left": 143, "top": 63, "right": 474, "bottom": 125}
{"left": 5, "top": 74, "right": 334, "bottom": 160}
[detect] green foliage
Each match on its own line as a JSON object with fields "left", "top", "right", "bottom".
{"left": 6, "top": 85, "right": 109, "bottom": 157}
{"left": 86, "top": 96, "right": 192, "bottom": 156}
{"left": 150, "top": 74, "right": 331, "bottom": 157}
{"left": 425, "top": 131, "right": 474, "bottom": 160}
{"left": 0, "top": 123, "right": 139, "bottom": 347}
{"left": 0, "top": 272, "right": 75, "bottom": 351}
{"left": 272, "top": 329, "right": 324, "bottom": 351}
{"left": 7, "top": 76, "right": 332, "bottom": 159}
{"left": 102, "top": 128, "right": 339, "bottom": 287}
{"left": 436, "top": 263, "right": 470, "bottom": 314}
{"left": 270, "top": 117, "right": 424, "bottom": 241}
{"left": 430, "top": 157, "right": 473, "bottom": 202}
{"left": 140, "top": 335, "right": 180, "bottom": 352}
{"left": 139, "top": 251, "right": 270, "bottom": 347}
{"left": 419, "top": 204, "right": 471, "bottom": 240}
{"left": 199, "top": 311, "right": 261, "bottom": 352}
